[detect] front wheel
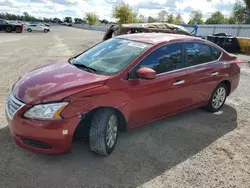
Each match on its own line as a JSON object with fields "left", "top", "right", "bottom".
{"left": 205, "top": 83, "right": 228, "bottom": 112}
{"left": 5, "top": 26, "right": 12, "bottom": 33}
{"left": 44, "top": 29, "right": 48, "bottom": 33}
{"left": 27, "top": 28, "right": 32, "bottom": 32}
{"left": 89, "top": 109, "right": 118, "bottom": 156}
{"left": 15, "top": 27, "right": 22, "bottom": 33}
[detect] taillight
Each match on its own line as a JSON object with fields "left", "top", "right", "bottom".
{"left": 234, "top": 59, "right": 242, "bottom": 68}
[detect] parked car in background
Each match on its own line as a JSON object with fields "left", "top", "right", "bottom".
{"left": 6, "top": 33, "right": 240, "bottom": 156}
{"left": 26, "top": 24, "right": 50, "bottom": 33}
{"left": 0, "top": 19, "right": 23, "bottom": 33}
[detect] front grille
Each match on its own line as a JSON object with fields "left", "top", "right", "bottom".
{"left": 20, "top": 137, "right": 52, "bottom": 149}
{"left": 6, "top": 93, "right": 25, "bottom": 120}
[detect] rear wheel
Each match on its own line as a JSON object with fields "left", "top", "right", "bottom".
{"left": 44, "top": 29, "right": 48, "bottom": 33}
{"left": 27, "top": 28, "right": 32, "bottom": 32}
{"left": 15, "top": 27, "right": 22, "bottom": 33}
{"left": 5, "top": 26, "right": 12, "bottom": 33}
{"left": 89, "top": 109, "right": 118, "bottom": 156}
{"left": 205, "top": 83, "right": 227, "bottom": 112}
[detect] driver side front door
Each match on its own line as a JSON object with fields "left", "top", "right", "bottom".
{"left": 126, "top": 43, "right": 192, "bottom": 128}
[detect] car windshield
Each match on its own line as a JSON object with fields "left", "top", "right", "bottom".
{"left": 72, "top": 38, "right": 151, "bottom": 75}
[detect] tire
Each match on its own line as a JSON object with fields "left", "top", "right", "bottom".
{"left": 44, "top": 29, "right": 48, "bottom": 33}
{"left": 205, "top": 83, "right": 228, "bottom": 112}
{"left": 27, "top": 28, "right": 32, "bottom": 32}
{"left": 89, "top": 109, "right": 119, "bottom": 156}
{"left": 5, "top": 26, "right": 12, "bottom": 33}
{"left": 15, "top": 27, "right": 22, "bottom": 33}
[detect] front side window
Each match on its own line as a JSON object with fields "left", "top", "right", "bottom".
{"left": 185, "top": 42, "right": 213, "bottom": 67}
{"left": 72, "top": 38, "right": 151, "bottom": 75}
{"left": 139, "top": 43, "right": 183, "bottom": 74}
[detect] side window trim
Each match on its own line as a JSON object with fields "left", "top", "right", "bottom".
{"left": 128, "top": 42, "right": 185, "bottom": 79}
{"left": 183, "top": 42, "right": 220, "bottom": 69}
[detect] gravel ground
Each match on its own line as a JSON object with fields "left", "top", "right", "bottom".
{"left": 0, "top": 26, "right": 250, "bottom": 188}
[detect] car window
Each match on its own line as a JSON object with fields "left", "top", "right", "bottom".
{"left": 211, "top": 46, "right": 222, "bottom": 60}
{"left": 0, "top": 20, "right": 3, "bottom": 24}
{"left": 139, "top": 43, "right": 183, "bottom": 74}
{"left": 185, "top": 42, "right": 213, "bottom": 67}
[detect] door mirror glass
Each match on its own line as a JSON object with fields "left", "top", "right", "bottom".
{"left": 136, "top": 67, "right": 156, "bottom": 80}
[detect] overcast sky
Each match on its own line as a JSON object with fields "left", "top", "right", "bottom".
{"left": 0, "top": 0, "right": 237, "bottom": 22}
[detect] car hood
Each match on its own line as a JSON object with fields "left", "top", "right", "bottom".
{"left": 13, "top": 61, "right": 110, "bottom": 104}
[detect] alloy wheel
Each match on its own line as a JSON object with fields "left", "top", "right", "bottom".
{"left": 106, "top": 115, "right": 118, "bottom": 148}
{"left": 212, "top": 87, "right": 226, "bottom": 109}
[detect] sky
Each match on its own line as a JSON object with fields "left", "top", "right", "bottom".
{"left": 0, "top": 0, "right": 237, "bottom": 22}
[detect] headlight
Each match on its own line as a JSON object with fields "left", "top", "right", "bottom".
{"left": 24, "top": 102, "right": 68, "bottom": 120}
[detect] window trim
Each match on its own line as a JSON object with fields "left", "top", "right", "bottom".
{"left": 183, "top": 42, "right": 223, "bottom": 69}
{"left": 128, "top": 42, "right": 185, "bottom": 80}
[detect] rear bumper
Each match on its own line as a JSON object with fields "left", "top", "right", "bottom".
{"left": 7, "top": 108, "right": 80, "bottom": 155}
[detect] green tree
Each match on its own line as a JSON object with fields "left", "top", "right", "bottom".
{"left": 205, "top": 11, "right": 228, "bottom": 24}
{"left": 188, "top": 11, "right": 204, "bottom": 24}
{"left": 158, "top": 10, "right": 168, "bottom": 22}
{"left": 243, "top": 0, "right": 250, "bottom": 9}
{"left": 112, "top": 3, "right": 138, "bottom": 24}
{"left": 64, "top": 17, "right": 72, "bottom": 23}
{"left": 167, "top": 13, "right": 174, "bottom": 23}
{"left": 148, "top": 16, "right": 158, "bottom": 23}
{"left": 85, "top": 12, "right": 99, "bottom": 25}
{"left": 174, "top": 14, "right": 184, "bottom": 24}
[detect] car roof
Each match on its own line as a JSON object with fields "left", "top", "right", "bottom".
{"left": 117, "top": 33, "right": 202, "bottom": 45}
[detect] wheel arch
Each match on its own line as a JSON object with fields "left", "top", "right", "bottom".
{"left": 220, "top": 80, "right": 231, "bottom": 96}
{"left": 73, "top": 106, "right": 127, "bottom": 140}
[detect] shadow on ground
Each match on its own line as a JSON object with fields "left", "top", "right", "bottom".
{"left": 0, "top": 105, "right": 237, "bottom": 188}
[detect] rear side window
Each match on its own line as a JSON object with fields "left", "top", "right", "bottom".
{"left": 211, "top": 46, "right": 222, "bottom": 60}
{"left": 139, "top": 43, "right": 183, "bottom": 74}
{"left": 185, "top": 43, "right": 213, "bottom": 67}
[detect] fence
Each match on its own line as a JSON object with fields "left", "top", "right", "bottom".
{"left": 72, "top": 24, "right": 250, "bottom": 38}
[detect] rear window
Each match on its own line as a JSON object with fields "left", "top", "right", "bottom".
{"left": 211, "top": 46, "right": 222, "bottom": 60}
{"left": 185, "top": 42, "right": 213, "bottom": 66}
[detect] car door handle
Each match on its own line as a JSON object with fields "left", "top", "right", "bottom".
{"left": 173, "top": 80, "right": 185, "bottom": 86}
{"left": 211, "top": 72, "right": 218, "bottom": 76}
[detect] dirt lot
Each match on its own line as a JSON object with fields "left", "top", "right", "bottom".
{"left": 0, "top": 26, "right": 250, "bottom": 188}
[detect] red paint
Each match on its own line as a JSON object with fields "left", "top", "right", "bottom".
{"left": 8, "top": 33, "right": 240, "bottom": 154}
{"left": 136, "top": 67, "right": 156, "bottom": 79}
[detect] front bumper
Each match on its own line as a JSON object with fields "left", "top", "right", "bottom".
{"left": 7, "top": 106, "right": 80, "bottom": 155}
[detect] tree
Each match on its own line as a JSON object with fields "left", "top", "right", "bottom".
{"left": 74, "top": 18, "right": 84, "bottom": 24}
{"left": 64, "top": 17, "right": 72, "bottom": 23}
{"left": 174, "top": 14, "right": 184, "bottom": 24}
{"left": 188, "top": 11, "right": 204, "bottom": 24}
{"left": 243, "top": 0, "right": 250, "bottom": 10}
{"left": 100, "top": 19, "right": 109, "bottom": 24}
{"left": 233, "top": 0, "right": 250, "bottom": 24}
{"left": 158, "top": 10, "right": 168, "bottom": 22}
{"left": 205, "top": 11, "right": 228, "bottom": 24}
{"left": 113, "top": 3, "right": 138, "bottom": 24}
{"left": 85, "top": 12, "right": 99, "bottom": 25}
{"left": 148, "top": 16, "right": 158, "bottom": 23}
{"left": 167, "top": 14, "right": 174, "bottom": 23}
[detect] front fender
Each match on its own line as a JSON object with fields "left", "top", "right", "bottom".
{"left": 61, "top": 85, "right": 132, "bottom": 122}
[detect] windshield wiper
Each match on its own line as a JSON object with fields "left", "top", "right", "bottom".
{"left": 74, "top": 63, "right": 97, "bottom": 73}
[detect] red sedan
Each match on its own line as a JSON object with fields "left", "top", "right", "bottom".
{"left": 6, "top": 33, "right": 240, "bottom": 156}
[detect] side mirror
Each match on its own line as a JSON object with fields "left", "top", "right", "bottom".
{"left": 136, "top": 67, "right": 156, "bottom": 80}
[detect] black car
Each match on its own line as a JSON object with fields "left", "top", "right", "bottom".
{"left": 0, "top": 19, "right": 23, "bottom": 33}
